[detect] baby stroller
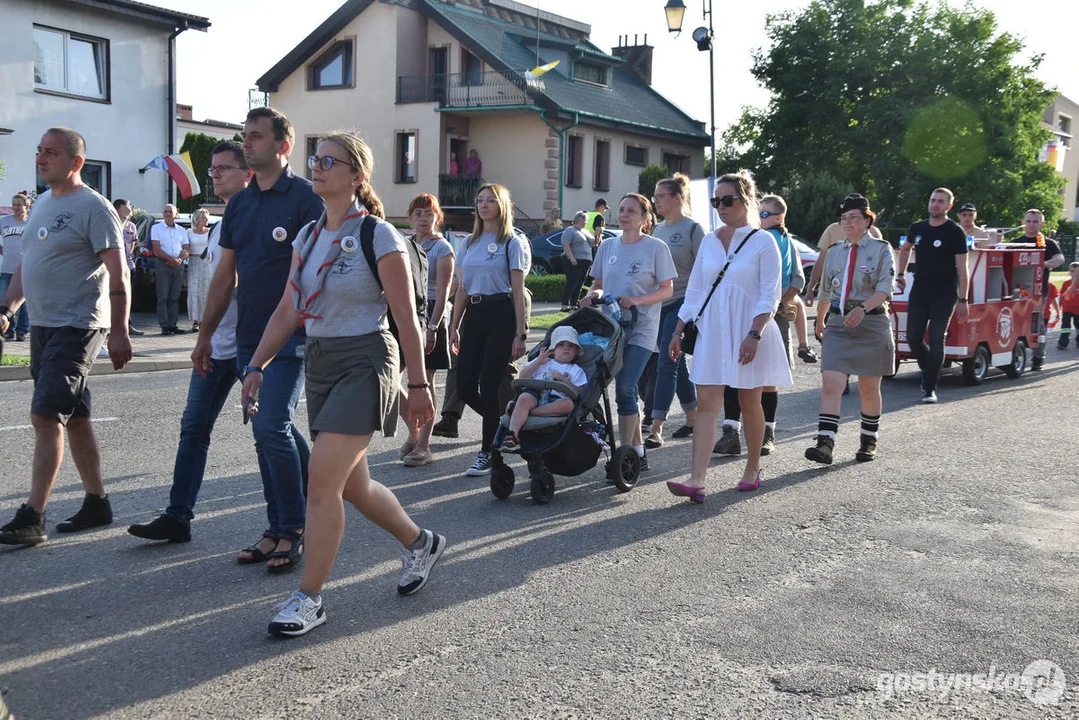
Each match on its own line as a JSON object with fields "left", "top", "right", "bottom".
{"left": 489, "top": 296, "right": 641, "bottom": 504}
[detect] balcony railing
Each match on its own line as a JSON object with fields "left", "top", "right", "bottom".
{"left": 397, "top": 71, "right": 544, "bottom": 108}
{"left": 438, "top": 173, "right": 483, "bottom": 208}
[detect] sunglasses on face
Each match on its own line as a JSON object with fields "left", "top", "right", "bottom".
{"left": 760, "top": 210, "right": 779, "bottom": 219}
{"left": 307, "top": 155, "right": 355, "bottom": 172}
{"left": 710, "top": 195, "right": 742, "bottom": 208}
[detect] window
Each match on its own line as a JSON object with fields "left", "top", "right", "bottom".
{"left": 565, "top": 134, "right": 584, "bottom": 188}
{"left": 573, "top": 62, "right": 608, "bottom": 86}
{"left": 1059, "top": 114, "right": 1072, "bottom": 148}
{"left": 80, "top": 160, "right": 110, "bottom": 197}
{"left": 662, "top": 152, "right": 689, "bottom": 175}
{"left": 462, "top": 49, "right": 483, "bottom": 86}
{"left": 33, "top": 26, "right": 108, "bottom": 100}
{"left": 625, "top": 144, "right": 648, "bottom": 167}
{"left": 593, "top": 139, "right": 610, "bottom": 192}
{"left": 395, "top": 131, "right": 418, "bottom": 183}
{"left": 309, "top": 40, "right": 353, "bottom": 90}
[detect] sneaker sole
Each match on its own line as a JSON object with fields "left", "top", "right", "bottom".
{"left": 0, "top": 534, "right": 48, "bottom": 546}
{"left": 56, "top": 518, "right": 113, "bottom": 534}
{"left": 465, "top": 467, "right": 491, "bottom": 477}
{"left": 268, "top": 609, "right": 327, "bottom": 638}
{"left": 399, "top": 534, "right": 447, "bottom": 596}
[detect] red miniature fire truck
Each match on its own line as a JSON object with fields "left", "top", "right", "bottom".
{"left": 890, "top": 242, "right": 1045, "bottom": 384}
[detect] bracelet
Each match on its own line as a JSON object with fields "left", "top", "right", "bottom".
{"left": 957, "top": 298, "right": 969, "bottom": 304}
{"left": 243, "top": 365, "right": 263, "bottom": 378}
{"left": 858, "top": 304, "right": 868, "bottom": 313}
{"left": 407, "top": 382, "right": 430, "bottom": 389}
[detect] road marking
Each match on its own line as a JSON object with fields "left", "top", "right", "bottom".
{"left": 0, "top": 416, "right": 119, "bottom": 432}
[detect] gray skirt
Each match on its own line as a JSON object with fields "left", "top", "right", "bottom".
{"left": 821, "top": 311, "right": 895, "bottom": 377}
{"left": 305, "top": 331, "right": 400, "bottom": 437}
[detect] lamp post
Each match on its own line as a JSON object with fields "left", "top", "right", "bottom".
{"left": 664, "top": 0, "right": 716, "bottom": 182}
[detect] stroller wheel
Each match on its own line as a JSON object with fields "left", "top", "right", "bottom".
{"left": 530, "top": 470, "right": 555, "bottom": 505}
{"left": 491, "top": 463, "right": 515, "bottom": 499}
{"left": 610, "top": 447, "right": 641, "bottom": 493}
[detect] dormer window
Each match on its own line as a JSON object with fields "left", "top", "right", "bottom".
{"left": 573, "top": 61, "right": 608, "bottom": 87}
{"left": 309, "top": 40, "right": 353, "bottom": 90}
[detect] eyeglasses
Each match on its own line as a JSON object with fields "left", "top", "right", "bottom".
{"left": 710, "top": 195, "right": 742, "bottom": 208}
{"left": 651, "top": 193, "right": 673, "bottom": 204}
{"left": 838, "top": 213, "right": 866, "bottom": 224}
{"left": 760, "top": 210, "right": 779, "bottom": 219}
{"left": 207, "top": 165, "right": 242, "bottom": 177}
{"left": 307, "top": 155, "right": 355, "bottom": 172}
{"left": 410, "top": 210, "right": 436, "bottom": 219}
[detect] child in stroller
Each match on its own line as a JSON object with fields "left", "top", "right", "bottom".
{"left": 499, "top": 326, "right": 588, "bottom": 452}
{"left": 489, "top": 297, "right": 641, "bottom": 504}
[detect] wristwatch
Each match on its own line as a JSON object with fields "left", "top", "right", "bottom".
{"left": 957, "top": 298, "right": 969, "bottom": 304}
{"left": 517, "top": 332, "right": 527, "bottom": 341}
{"left": 243, "top": 365, "right": 263, "bottom": 378}
{"left": 747, "top": 330, "right": 762, "bottom": 340}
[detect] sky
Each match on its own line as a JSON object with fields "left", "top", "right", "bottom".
{"left": 161, "top": 0, "right": 1078, "bottom": 136}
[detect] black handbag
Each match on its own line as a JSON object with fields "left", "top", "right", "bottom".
{"left": 681, "top": 229, "right": 759, "bottom": 355}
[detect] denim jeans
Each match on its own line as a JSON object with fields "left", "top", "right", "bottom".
{"left": 615, "top": 343, "right": 654, "bottom": 416}
{"left": 0, "top": 274, "right": 30, "bottom": 334}
{"left": 652, "top": 300, "right": 697, "bottom": 420}
{"left": 167, "top": 360, "right": 241, "bottom": 524}
{"left": 237, "top": 335, "right": 310, "bottom": 533}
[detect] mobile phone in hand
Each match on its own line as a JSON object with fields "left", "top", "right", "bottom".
{"left": 243, "top": 396, "right": 256, "bottom": 425}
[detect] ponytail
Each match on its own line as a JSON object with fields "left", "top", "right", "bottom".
{"left": 356, "top": 181, "right": 385, "bottom": 219}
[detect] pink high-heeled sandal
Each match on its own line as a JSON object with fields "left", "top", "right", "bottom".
{"left": 666, "top": 481, "right": 705, "bottom": 503}
{"left": 737, "top": 468, "right": 762, "bottom": 492}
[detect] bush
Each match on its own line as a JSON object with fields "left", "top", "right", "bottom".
{"left": 525, "top": 274, "right": 565, "bottom": 302}
{"left": 638, "top": 164, "right": 669, "bottom": 197}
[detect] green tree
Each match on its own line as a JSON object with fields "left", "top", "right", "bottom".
{"left": 176, "top": 132, "right": 219, "bottom": 213}
{"left": 637, "top": 163, "right": 669, "bottom": 197}
{"left": 727, "top": 0, "right": 1064, "bottom": 242}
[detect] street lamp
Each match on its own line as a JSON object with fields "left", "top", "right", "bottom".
{"left": 664, "top": 0, "right": 716, "bottom": 182}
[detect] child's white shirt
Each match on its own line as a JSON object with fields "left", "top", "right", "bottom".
{"left": 533, "top": 359, "right": 588, "bottom": 399}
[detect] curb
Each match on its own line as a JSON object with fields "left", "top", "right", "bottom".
{"left": 0, "top": 358, "right": 192, "bottom": 382}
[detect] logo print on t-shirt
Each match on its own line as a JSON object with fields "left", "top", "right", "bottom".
{"left": 50, "top": 212, "right": 73, "bottom": 232}
{"left": 914, "top": 235, "right": 922, "bottom": 246}
{"left": 627, "top": 260, "right": 643, "bottom": 275}
{"left": 332, "top": 257, "right": 353, "bottom": 276}
{"left": 669, "top": 232, "right": 683, "bottom": 245}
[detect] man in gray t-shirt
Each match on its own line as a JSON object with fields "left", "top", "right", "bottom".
{"left": 0, "top": 127, "right": 132, "bottom": 548}
{"left": 0, "top": 193, "right": 31, "bottom": 338}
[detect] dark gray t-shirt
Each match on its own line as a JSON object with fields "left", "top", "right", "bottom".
{"left": 590, "top": 235, "right": 677, "bottom": 351}
{"left": 652, "top": 217, "right": 705, "bottom": 305}
{"left": 457, "top": 231, "right": 531, "bottom": 296}
{"left": 21, "top": 187, "right": 123, "bottom": 329}
{"left": 292, "top": 217, "right": 406, "bottom": 338}
{"left": 0, "top": 215, "right": 27, "bottom": 275}
{"left": 560, "top": 226, "right": 592, "bottom": 262}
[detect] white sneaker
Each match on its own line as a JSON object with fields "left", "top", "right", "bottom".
{"left": 267, "top": 590, "right": 326, "bottom": 637}
{"left": 921, "top": 390, "right": 938, "bottom": 404}
{"left": 398, "top": 530, "right": 447, "bottom": 595}
{"left": 465, "top": 452, "right": 491, "bottom": 476}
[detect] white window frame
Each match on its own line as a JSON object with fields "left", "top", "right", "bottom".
{"left": 33, "top": 25, "right": 109, "bottom": 101}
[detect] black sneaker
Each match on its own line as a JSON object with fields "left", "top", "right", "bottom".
{"left": 1031, "top": 357, "right": 1044, "bottom": 371}
{"left": 431, "top": 415, "right": 459, "bottom": 439}
{"left": 56, "top": 493, "right": 113, "bottom": 533}
{"left": 639, "top": 452, "right": 650, "bottom": 472}
{"left": 128, "top": 514, "right": 191, "bottom": 543}
{"left": 128, "top": 324, "right": 145, "bottom": 336}
{"left": 160, "top": 326, "right": 173, "bottom": 335}
{"left": 170, "top": 326, "right": 187, "bottom": 335}
{"left": 671, "top": 424, "right": 694, "bottom": 439}
{"left": 921, "top": 390, "right": 938, "bottom": 404}
{"left": 0, "top": 504, "right": 48, "bottom": 546}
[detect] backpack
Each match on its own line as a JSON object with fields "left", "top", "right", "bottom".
{"left": 359, "top": 215, "right": 428, "bottom": 337}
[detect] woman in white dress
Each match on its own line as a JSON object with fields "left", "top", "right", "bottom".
{"left": 667, "top": 171, "right": 792, "bottom": 500}
{"left": 186, "top": 208, "right": 213, "bottom": 332}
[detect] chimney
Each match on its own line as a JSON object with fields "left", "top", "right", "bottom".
{"left": 176, "top": 103, "right": 194, "bottom": 121}
{"left": 611, "top": 34, "right": 653, "bottom": 86}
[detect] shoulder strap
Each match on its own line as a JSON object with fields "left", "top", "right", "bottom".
{"left": 693, "top": 229, "right": 760, "bottom": 323}
{"left": 358, "top": 215, "right": 381, "bottom": 288}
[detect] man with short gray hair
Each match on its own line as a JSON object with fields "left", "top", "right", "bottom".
{"left": 151, "top": 203, "right": 189, "bottom": 334}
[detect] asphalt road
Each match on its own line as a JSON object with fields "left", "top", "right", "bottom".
{"left": 1, "top": 350, "right": 1077, "bottom": 719}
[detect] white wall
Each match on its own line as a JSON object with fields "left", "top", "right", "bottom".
{"left": 0, "top": 0, "right": 171, "bottom": 209}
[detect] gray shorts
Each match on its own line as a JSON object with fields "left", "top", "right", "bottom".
{"left": 305, "top": 331, "right": 400, "bottom": 438}
{"left": 30, "top": 326, "right": 108, "bottom": 424}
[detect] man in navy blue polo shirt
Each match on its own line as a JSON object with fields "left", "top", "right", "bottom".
{"left": 193, "top": 107, "right": 322, "bottom": 571}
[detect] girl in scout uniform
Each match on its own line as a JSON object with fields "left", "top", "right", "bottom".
{"left": 806, "top": 194, "right": 896, "bottom": 464}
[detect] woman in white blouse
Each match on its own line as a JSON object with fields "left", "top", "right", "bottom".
{"left": 186, "top": 208, "right": 213, "bottom": 332}
{"left": 667, "top": 171, "right": 792, "bottom": 501}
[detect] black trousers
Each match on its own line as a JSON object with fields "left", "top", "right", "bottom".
{"left": 456, "top": 297, "right": 516, "bottom": 452}
{"left": 561, "top": 260, "right": 592, "bottom": 307}
{"left": 906, "top": 291, "right": 956, "bottom": 391}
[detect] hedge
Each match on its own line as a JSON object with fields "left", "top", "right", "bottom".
{"left": 525, "top": 274, "right": 566, "bottom": 303}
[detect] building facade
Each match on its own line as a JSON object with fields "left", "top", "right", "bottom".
{"left": 0, "top": 0, "right": 209, "bottom": 209}
{"left": 257, "top": 0, "right": 708, "bottom": 228}
{"left": 1043, "top": 95, "right": 1078, "bottom": 222}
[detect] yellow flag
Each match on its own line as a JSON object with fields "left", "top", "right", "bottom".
{"left": 528, "top": 60, "right": 559, "bottom": 77}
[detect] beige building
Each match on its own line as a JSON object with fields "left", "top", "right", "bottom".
{"left": 256, "top": 0, "right": 708, "bottom": 230}
{"left": 1043, "top": 94, "right": 1078, "bottom": 222}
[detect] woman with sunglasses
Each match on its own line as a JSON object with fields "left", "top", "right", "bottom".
{"left": 397, "top": 193, "right": 454, "bottom": 467}
{"left": 241, "top": 132, "right": 443, "bottom": 637}
{"left": 805, "top": 194, "right": 895, "bottom": 465}
{"left": 449, "top": 183, "right": 531, "bottom": 477}
{"left": 666, "top": 171, "right": 791, "bottom": 502}
{"left": 643, "top": 173, "right": 704, "bottom": 448}
{"left": 580, "top": 193, "right": 676, "bottom": 470}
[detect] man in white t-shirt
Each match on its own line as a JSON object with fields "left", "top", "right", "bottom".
{"left": 128, "top": 141, "right": 254, "bottom": 543}
{"left": 150, "top": 203, "right": 189, "bottom": 334}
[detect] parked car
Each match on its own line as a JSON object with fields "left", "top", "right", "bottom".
{"left": 131, "top": 212, "right": 219, "bottom": 312}
{"left": 790, "top": 234, "right": 819, "bottom": 294}
{"left": 529, "top": 228, "right": 621, "bottom": 275}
